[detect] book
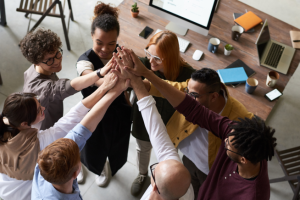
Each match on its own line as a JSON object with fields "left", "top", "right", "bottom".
{"left": 290, "top": 31, "right": 300, "bottom": 49}
{"left": 226, "top": 59, "right": 256, "bottom": 87}
{"left": 234, "top": 11, "right": 262, "bottom": 31}
{"left": 233, "top": 13, "right": 255, "bottom": 33}
{"left": 217, "top": 67, "right": 248, "bottom": 85}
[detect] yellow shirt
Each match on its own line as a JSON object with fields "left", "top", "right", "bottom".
{"left": 149, "top": 79, "right": 254, "bottom": 169}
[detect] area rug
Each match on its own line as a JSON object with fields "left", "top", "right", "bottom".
{"left": 238, "top": 0, "right": 300, "bottom": 29}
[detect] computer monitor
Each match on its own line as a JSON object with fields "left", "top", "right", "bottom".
{"left": 148, "top": 0, "right": 218, "bottom": 36}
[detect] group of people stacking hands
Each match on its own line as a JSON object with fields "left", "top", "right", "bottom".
{"left": 0, "top": 2, "right": 277, "bottom": 200}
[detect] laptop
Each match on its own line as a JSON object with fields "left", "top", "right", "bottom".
{"left": 255, "top": 19, "right": 295, "bottom": 74}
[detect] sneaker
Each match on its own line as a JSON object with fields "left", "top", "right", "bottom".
{"left": 77, "top": 165, "right": 84, "bottom": 184}
{"left": 131, "top": 173, "right": 148, "bottom": 196}
{"left": 95, "top": 161, "right": 110, "bottom": 187}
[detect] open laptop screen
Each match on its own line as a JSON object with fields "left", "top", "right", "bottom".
{"left": 256, "top": 20, "right": 271, "bottom": 61}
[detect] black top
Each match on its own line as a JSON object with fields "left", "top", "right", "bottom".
{"left": 77, "top": 47, "right": 132, "bottom": 176}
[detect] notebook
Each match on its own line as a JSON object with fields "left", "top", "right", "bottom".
{"left": 233, "top": 13, "right": 255, "bottom": 33}
{"left": 226, "top": 59, "right": 256, "bottom": 87}
{"left": 290, "top": 31, "right": 300, "bottom": 49}
{"left": 234, "top": 11, "right": 262, "bottom": 31}
{"left": 217, "top": 67, "right": 248, "bottom": 85}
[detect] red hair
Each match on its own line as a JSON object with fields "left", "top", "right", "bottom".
{"left": 37, "top": 138, "right": 80, "bottom": 185}
{"left": 146, "top": 31, "right": 187, "bottom": 81}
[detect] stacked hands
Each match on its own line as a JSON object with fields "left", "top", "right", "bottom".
{"left": 101, "top": 46, "right": 150, "bottom": 94}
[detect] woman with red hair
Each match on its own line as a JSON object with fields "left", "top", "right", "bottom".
{"left": 130, "top": 31, "right": 195, "bottom": 196}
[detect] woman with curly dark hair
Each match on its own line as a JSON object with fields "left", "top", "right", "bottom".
{"left": 20, "top": 28, "right": 115, "bottom": 131}
{"left": 75, "top": 2, "right": 132, "bottom": 187}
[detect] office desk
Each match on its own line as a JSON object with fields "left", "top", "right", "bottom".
{"left": 117, "top": 0, "right": 300, "bottom": 120}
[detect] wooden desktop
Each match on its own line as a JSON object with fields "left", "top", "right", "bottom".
{"left": 117, "top": 0, "right": 300, "bottom": 120}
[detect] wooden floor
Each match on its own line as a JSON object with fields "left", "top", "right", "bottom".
{"left": 117, "top": 0, "right": 300, "bottom": 120}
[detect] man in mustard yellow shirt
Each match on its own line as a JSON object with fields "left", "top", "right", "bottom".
{"left": 147, "top": 68, "right": 253, "bottom": 199}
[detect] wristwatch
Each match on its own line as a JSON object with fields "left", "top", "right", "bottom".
{"left": 96, "top": 68, "right": 103, "bottom": 78}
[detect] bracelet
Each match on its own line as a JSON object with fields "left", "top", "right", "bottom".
{"left": 96, "top": 68, "right": 103, "bottom": 78}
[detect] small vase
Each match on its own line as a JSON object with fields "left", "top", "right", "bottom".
{"left": 131, "top": 10, "right": 139, "bottom": 18}
{"left": 224, "top": 48, "right": 232, "bottom": 56}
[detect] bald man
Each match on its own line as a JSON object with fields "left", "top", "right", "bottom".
{"left": 134, "top": 77, "right": 193, "bottom": 200}
{"left": 111, "top": 50, "right": 193, "bottom": 200}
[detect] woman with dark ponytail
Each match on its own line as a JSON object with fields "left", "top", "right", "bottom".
{"left": 76, "top": 2, "right": 132, "bottom": 187}
{"left": 0, "top": 73, "right": 117, "bottom": 200}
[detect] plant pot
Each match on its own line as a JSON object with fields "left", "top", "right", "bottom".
{"left": 224, "top": 48, "right": 232, "bottom": 56}
{"left": 131, "top": 9, "right": 139, "bottom": 18}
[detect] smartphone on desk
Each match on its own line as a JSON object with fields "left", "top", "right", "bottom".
{"left": 265, "top": 89, "right": 283, "bottom": 102}
{"left": 139, "top": 26, "right": 154, "bottom": 39}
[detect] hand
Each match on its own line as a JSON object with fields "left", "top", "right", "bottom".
{"left": 109, "top": 78, "right": 131, "bottom": 95}
{"left": 112, "top": 53, "right": 138, "bottom": 80}
{"left": 101, "top": 72, "right": 118, "bottom": 91}
{"left": 117, "top": 46, "right": 134, "bottom": 69}
{"left": 100, "top": 57, "right": 117, "bottom": 76}
{"left": 111, "top": 65, "right": 136, "bottom": 80}
{"left": 125, "top": 49, "right": 150, "bottom": 77}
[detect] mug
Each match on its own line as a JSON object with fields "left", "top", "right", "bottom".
{"left": 266, "top": 71, "right": 279, "bottom": 87}
{"left": 231, "top": 25, "right": 244, "bottom": 41}
{"left": 245, "top": 78, "right": 258, "bottom": 94}
{"left": 208, "top": 38, "right": 220, "bottom": 53}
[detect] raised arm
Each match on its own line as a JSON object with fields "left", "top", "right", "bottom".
{"left": 131, "top": 78, "right": 180, "bottom": 162}
{"left": 72, "top": 58, "right": 117, "bottom": 90}
{"left": 80, "top": 77, "right": 130, "bottom": 133}
{"left": 38, "top": 73, "right": 118, "bottom": 150}
{"left": 126, "top": 50, "right": 186, "bottom": 107}
{"left": 111, "top": 48, "right": 180, "bottom": 161}
{"left": 126, "top": 50, "right": 232, "bottom": 139}
{"left": 148, "top": 79, "right": 189, "bottom": 98}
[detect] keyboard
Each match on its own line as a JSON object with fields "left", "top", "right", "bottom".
{"left": 264, "top": 43, "right": 285, "bottom": 68}
{"left": 154, "top": 29, "right": 190, "bottom": 53}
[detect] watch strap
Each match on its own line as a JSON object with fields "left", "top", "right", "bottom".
{"left": 96, "top": 68, "right": 103, "bottom": 78}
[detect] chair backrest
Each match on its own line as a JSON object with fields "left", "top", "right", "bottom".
{"left": 276, "top": 146, "right": 300, "bottom": 192}
{"left": 17, "top": 0, "right": 66, "bottom": 16}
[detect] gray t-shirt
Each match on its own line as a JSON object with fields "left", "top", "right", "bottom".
{"left": 23, "top": 65, "right": 78, "bottom": 130}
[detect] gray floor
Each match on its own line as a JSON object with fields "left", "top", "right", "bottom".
{"left": 0, "top": 0, "right": 299, "bottom": 199}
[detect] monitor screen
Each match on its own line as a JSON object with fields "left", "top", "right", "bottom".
{"left": 256, "top": 21, "right": 271, "bottom": 60}
{"left": 150, "top": 0, "right": 216, "bottom": 30}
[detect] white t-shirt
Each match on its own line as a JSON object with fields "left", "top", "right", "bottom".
{"left": 0, "top": 102, "right": 89, "bottom": 200}
{"left": 178, "top": 89, "right": 227, "bottom": 175}
{"left": 137, "top": 96, "right": 194, "bottom": 200}
{"left": 76, "top": 59, "right": 109, "bottom": 76}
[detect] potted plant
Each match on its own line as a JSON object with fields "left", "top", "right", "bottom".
{"left": 224, "top": 44, "right": 233, "bottom": 56}
{"left": 131, "top": 2, "right": 139, "bottom": 18}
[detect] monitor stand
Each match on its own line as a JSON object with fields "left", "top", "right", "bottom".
{"left": 165, "top": 22, "right": 188, "bottom": 36}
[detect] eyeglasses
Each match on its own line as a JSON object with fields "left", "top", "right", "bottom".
{"left": 144, "top": 49, "right": 163, "bottom": 64}
{"left": 183, "top": 87, "right": 214, "bottom": 100}
{"left": 41, "top": 48, "right": 63, "bottom": 66}
{"left": 224, "top": 137, "right": 243, "bottom": 156}
{"left": 150, "top": 163, "right": 160, "bottom": 194}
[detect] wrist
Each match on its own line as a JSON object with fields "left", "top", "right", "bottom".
{"left": 108, "top": 88, "right": 122, "bottom": 97}
{"left": 99, "top": 83, "right": 109, "bottom": 93}
{"left": 141, "top": 69, "right": 151, "bottom": 78}
{"left": 96, "top": 69, "right": 104, "bottom": 78}
{"left": 131, "top": 77, "right": 142, "bottom": 87}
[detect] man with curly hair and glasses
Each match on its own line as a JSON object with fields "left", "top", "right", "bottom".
{"left": 20, "top": 28, "right": 115, "bottom": 131}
